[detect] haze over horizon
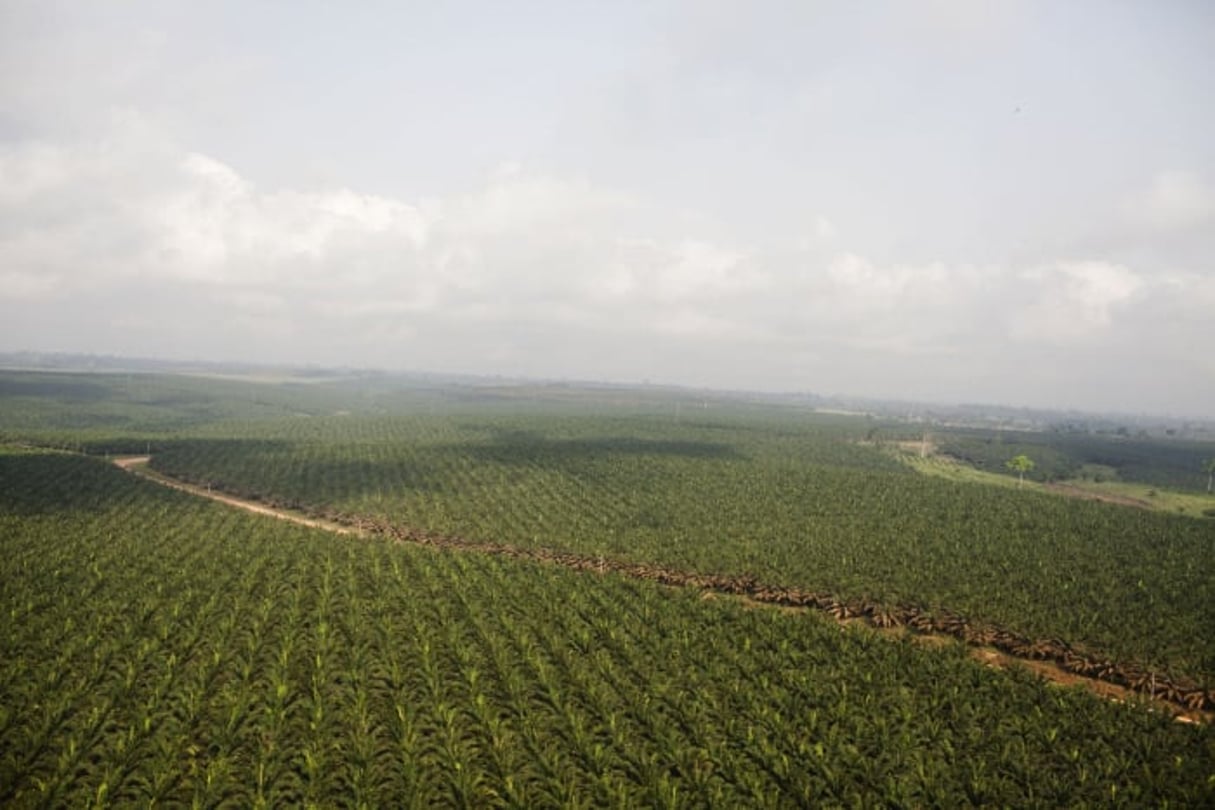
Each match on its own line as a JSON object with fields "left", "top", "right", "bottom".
{"left": 3, "top": 2, "right": 1213, "bottom": 418}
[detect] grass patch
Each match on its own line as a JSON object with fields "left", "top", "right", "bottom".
{"left": 894, "top": 445, "right": 1215, "bottom": 518}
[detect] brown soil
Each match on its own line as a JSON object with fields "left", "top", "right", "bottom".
{"left": 112, "top": 456, "right": 1212, "bottom": 725}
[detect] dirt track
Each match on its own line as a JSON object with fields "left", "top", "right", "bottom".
{"left": 114, "top": 456, "right": 361, "bottom": 535}
{"left": 111, "top": 455, "right": 1211, "bottom": 724}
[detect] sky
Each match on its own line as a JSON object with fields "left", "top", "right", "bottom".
{"left": 2, "top": 1, "right": 1213, "bottom": 417}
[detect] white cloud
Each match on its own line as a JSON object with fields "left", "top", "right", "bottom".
{"left": 660, "top": 240, "right": 766, "bottom": 299}
{"left": 826, "top": 253, "right": 950, "bottom": 305}
{"left": 599, "top": 238, "right": 765, "bottom": 303}
{"left": 0, "top": 142, "right": 83, "bottom": 204}
{"left": 810, "top": 216, "right": 836, "bottom": 242}
{"left": 150, "top": 152, "right": 432, "bottom": 283}
{"left": 1012, "top": 261, "right": 1143, "bottom": 344}
{"left": 0, "top": 120, "right": 1210, "bottom": 415}
{"left": 0, "top": 270, "right": 59, "bottom": 300}
{"left": 447, "top": 166, "right": 628, "bottom": 239}
{"left": 1124, "top": 171, "right": 1215, "bottom": 232}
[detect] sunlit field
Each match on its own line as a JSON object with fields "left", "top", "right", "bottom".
{"left": 2, "top": 372, "right": 1213, "bottom": 805}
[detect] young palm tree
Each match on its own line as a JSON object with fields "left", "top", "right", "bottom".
{"left": 1005, "top": 454, "right": 1035, "bottom": 488}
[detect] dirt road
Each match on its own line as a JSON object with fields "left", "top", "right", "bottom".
{"left": 112, "top": 456, "right": 362, "bottom": 535}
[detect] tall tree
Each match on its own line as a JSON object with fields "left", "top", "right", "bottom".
{"left": 1205, "top": 457, "right": 1215, "bottom": 494}
{"left": 1005, "top": 454, "right": 1035, "bottom": 488}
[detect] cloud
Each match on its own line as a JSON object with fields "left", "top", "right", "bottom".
{"left": 0, "top": 120, "right": 1210, "bottom": 415}
{"left": 595, "top": 238, "right": 766, "bottom": 304}
{"left": 1011, "top": 261, "right": 1144, "bottom": 344}
{"left": 150, "top": 152, "right": 432, "bottom": 284}
{"left": 0, "top": 270, "right": 58, "bottom": 300}
{"left": 1125, "top": 171, "right": 1215, "bottom": 232}
{"left": 826, "top": 253, "right": 949, "bottom": 306}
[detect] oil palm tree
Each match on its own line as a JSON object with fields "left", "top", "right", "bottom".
{"left": 1005, "top": 454, "right": 1035, "bottom": 488}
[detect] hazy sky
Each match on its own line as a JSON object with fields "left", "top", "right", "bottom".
{"left": 2, "top": 1, "right": 1213, "bottom": 416}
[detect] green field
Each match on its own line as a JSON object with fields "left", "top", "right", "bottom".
{"left": 896, "top": 445, "right": 1215, "bottom": 519}
{"left": 145, "top": 412, "right": 1215, "bottom": 684}
{"left": 2, "top": 370, "right": 1214, "bottom": 805}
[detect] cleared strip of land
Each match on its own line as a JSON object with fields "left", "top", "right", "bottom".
{"left": 115, "top": 456, "right": 360, "bottom": 535}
